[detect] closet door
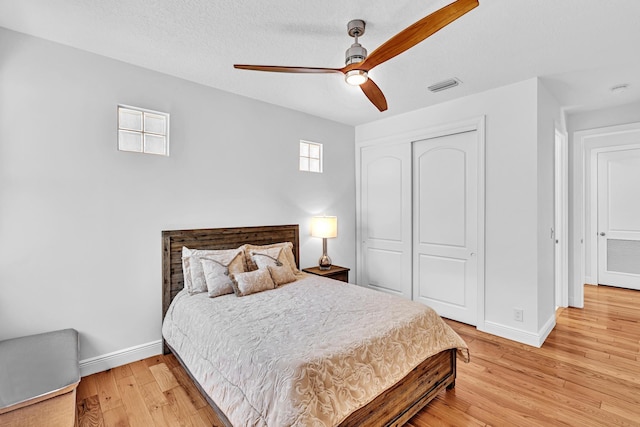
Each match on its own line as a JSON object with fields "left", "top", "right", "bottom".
{"left": 413, "top": 131, "right": 478, "bottom": 325}
{"left": 359, "top": 143, "right": 412, "bottom": 299}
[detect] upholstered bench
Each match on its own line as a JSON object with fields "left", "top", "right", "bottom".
{"left": 0, "top": 329, "right": 80, "bottom": 427}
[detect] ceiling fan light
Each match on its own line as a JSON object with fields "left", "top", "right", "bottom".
{"left": 345, "top": 70, "right": 368, "bottom": 86}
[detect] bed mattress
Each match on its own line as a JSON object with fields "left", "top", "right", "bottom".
{"left": 162, "top": 274, "right": 468, "bottom": 427}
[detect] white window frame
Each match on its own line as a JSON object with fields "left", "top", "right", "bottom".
{"left": 299, "top": 140, "right": 323, "bottom": 173}
{"left": 117, "top": 105, "right": 170, "bottom": 156}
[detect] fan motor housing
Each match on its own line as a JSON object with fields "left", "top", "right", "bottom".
{"left": 346, "top": 19, "right": 367, "bottom": 65}
{"left": 345, "top": 43, "right": 367, "bottom": 65}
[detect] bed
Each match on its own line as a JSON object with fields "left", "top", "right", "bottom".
{"left": 162, "top": 225, "right": 468, "bottom": 426}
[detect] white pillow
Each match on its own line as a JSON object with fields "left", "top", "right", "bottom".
{"left": 243, "top": 242, "right": 298, "bottom": 273}
{"left": 231, "top": 268, "right": 276, "bottom": 297}
{"left": 250, "top": 247, "right": 284, "bottom": 268}
{"left": 200, "top": 258, "right": 235, "bottom": 298}
{"left": 182, "top": 247, "right": 244, "bottom": 295}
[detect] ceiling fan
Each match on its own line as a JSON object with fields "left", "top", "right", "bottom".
{"left": 234, "top": 0, "right": 479, "bottom": 112}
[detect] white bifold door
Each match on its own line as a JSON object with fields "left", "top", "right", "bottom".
{"left": 413, "top": 131, "right": 478, "bottom": 325}
{"left": 359, "top": 143, "right": 413, "bottom": 299}
{"left": 597, "top": 148, "right": 640, "bottom": 290}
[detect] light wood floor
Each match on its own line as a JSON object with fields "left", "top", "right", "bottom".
{"left": 76, "top": 285, "right": 640, "bottom": 426}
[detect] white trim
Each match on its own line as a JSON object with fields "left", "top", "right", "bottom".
{"left": 554, "top": 128, "right": 569, "bottom": 308}
{"left": 476, "top": 116, "right": 487, "bottom": 332}
{"left": 79, "top": 340, "right": 163, "bottom": 377}
{"left": 537, "top": 313, "right": 557, "bottom": 347}
{"left": 481, "top": 313, "right": 555, "bottom": 348}
{"left": 570, "top": 128, "right": 586, "bottom": 307}
{"left": 589, "top": 149, "right": 598, "bottom": 285}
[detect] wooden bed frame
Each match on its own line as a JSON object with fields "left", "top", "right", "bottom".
{"left": 162, "top": 224, "right": 457, "bottom": 427}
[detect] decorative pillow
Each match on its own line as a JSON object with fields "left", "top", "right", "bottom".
{"left": 182, "top": 247, "right": 244, "bottom": 295}
{"left": 244, "top": 242, "right": 298, "bottom": 273}
{"left": 200, "top": 258, "right": 235, "bottom": 298}
{"left": 251, "top": 247, "right": 284, "bottom": 268}
{"left": 267, "top": 265, "right": 297, "bottom": 286}
{"left": 231, "top": 268, "right": 276, "bottom": 297}
{"left": 251, "top": 247, "right": 297, "bottom": 286}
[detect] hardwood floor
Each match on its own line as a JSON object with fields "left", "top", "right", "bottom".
{"left": 76, "top": 353, "right": 224, "bottom": 427}
{"left": 76, "top": 285, "right": 640, "bottom": 426}
{"left": 409, "top": 284, "right": 640, "bottom": 427}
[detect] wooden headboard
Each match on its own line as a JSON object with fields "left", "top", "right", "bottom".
{"left": 162, "top": 224, "right": 300, "bottom": 323}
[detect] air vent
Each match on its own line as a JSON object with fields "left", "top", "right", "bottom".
{"left": 428, "top": 78, "right": 461, "bottom": 93}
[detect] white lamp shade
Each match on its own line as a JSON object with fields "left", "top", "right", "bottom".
{"left": 310, "top": 216, "right": 338, "bottom": 238}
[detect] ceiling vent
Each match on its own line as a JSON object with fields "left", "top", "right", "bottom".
{"left": 428, "top": 78, "right": 461, "bottom": 93}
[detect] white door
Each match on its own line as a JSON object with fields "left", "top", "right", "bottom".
{"left": 413, "top": 131, "right": 478, "bottom": 325}
{"left": 597, "top": 148, "right": 640, "bottom": 289}
{"left": 360, "top": 143, "right": 412, "bottom": 299}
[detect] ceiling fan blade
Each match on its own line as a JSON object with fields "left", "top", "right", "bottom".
{"left": 234, "top": 64, "right": 343, "bottom": 74}
{"left": 360, "top": 79, "right": 388, "bottom": 112}
{"left": 361, "top": 0, "right": 479, "bottom": 71}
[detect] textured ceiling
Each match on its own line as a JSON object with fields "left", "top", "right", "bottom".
{"left": 1, "top": 0, "right": 640, "bottom": 125}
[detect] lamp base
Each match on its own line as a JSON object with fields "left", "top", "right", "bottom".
{"left": 318, "top": 253, "right": 332, "bottom": 271}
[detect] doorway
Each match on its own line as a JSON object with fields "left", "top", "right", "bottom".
{"left": 572, "top": 122, "right": 640, "bottom": 307}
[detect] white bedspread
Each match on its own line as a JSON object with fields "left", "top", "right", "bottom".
{"left": 162, "top": 274, "right": 468, "bottom": 427}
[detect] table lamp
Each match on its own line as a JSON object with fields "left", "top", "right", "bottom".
{"left": 310, "top": 216, "right": 337, "bottom": 270}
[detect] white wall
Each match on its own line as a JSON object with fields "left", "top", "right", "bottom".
{"left": 536, "top": 82, "right": 562, "bottom": 331}
{"left": 356, "top": 78, "right": 558, "bottom": 346}
{"left": 0, "top": 28, "right": 355, "bottom": 371}
{"left": 568, "top": 102, "right": 640, "bottom": 134}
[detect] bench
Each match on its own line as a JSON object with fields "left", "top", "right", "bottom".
{"left": 0, "top": 329, "right": 80, "bottom": 427}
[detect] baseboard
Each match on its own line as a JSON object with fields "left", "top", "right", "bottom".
{"left": 79, "top": 340, "right": 163, "bottom": 377}
{"left": 480, "top": 318, "right": 554, "bottom": 348}
{"left": 537, "top": 313, "right": 556, "bottom": 346}
{"left": 568, "top": 295, "right": 584, "bottom": 308}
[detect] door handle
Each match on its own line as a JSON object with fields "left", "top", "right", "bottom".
{"left": 599, "top": 232, "right": 606, "bottom": 236}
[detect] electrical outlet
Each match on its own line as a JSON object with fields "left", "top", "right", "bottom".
{"left": 514, "top": 308, "right": 524, "bottom": 322}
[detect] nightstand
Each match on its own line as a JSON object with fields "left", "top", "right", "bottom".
{"left": 302, "top": 265, "right": 350, "bottom": 283}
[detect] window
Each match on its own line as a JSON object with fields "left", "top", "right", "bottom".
{"left": 118, "top": 105, "right": 169, "bottom": 156}
{"left": 299, "top": 141, "right": 323, "bottom": 173}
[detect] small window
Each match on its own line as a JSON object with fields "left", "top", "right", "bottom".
{"left": 118, "top": 105, "right": 169, "bottom": 156}
{"left": 299, "top": 141, "right": 323, "bottom": 173}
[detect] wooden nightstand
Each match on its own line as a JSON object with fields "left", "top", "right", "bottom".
{"left": 302, "top": 265, "right": 350, "bottom": 283}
